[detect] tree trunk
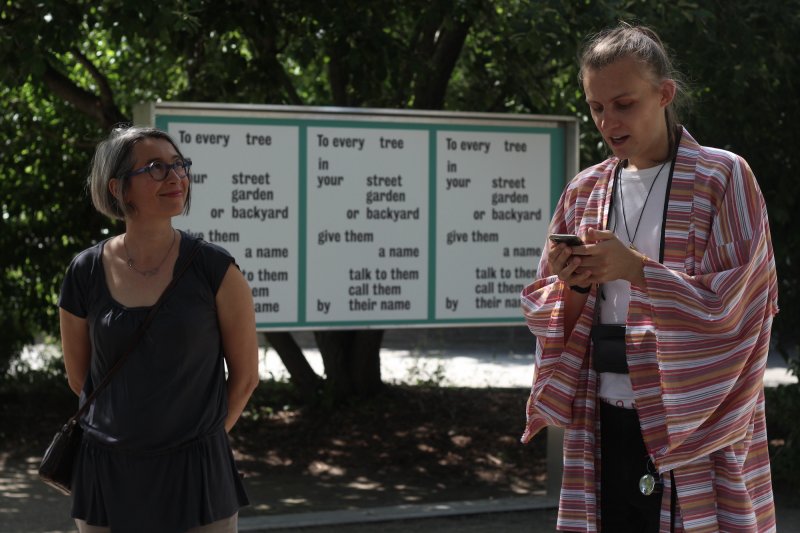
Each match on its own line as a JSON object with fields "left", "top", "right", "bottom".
{"left": 350, "top": 329, "right": 384, "bottom": 396}
{"left": 412, "top": 15, "right": 472, "bottom": 110}
{"left": 315, "top": 330, "right": 384, "bottom": 406}
{"left": 42, "top": 56, "right": 127, "bottom": 130}
{"left": 264, "top": 332, "right": 323, "bottom": 401}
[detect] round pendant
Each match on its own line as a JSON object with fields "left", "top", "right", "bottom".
{"left": 639, "top": 474, "right": 656, "bottom": 496}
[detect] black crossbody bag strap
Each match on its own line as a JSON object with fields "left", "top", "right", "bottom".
{"left": 66, "top": 239, "right": 202, "bottom": 425}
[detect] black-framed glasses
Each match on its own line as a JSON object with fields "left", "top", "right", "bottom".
{"left": 125, "top": 158, "right": 192, "bottom": 182}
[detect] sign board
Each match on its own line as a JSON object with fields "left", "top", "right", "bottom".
{"left": 134, "top": 103, "right": 578, "bottom": 330}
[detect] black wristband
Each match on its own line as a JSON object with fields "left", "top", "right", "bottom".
{"left": 569, "top": 284, "right": 591, "bottom": 294}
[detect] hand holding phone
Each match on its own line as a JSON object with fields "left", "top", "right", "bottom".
{"left": 548, "top": 233, "right": 584, "bottom": 247}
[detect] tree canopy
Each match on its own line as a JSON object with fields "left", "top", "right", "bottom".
{"left": 2, "top": 0, "right": 799, "bottom": 379}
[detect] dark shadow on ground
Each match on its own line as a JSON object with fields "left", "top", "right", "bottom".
{"left": 232, "top": 384, "right": 546, "bottom": 517}
{"left": 0, "top": 376, "right": 546, "bottom": 532}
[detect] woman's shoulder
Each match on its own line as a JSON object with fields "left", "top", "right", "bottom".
{"left": 59, "top": 239, "right": 109, "bottom": 315}
{"left": 692, "top": 145, "right": 756, "bottom": 192}
{"left": 180, "top": 231, "right": 235, "bottom": 262}
{"left": 66, "top": 239, "right": 107, "bottom": 274}
{"left": 680, "top": 128, "right": 751, "bottom": 177}
{"left": 566, "top": 157, "right": 618, "bottom": 191}
{"left": 697, "top": 145, "right": 749, "bottom": 171}
{"left": 179, "top": 231, "right": 236, "bottom": 291}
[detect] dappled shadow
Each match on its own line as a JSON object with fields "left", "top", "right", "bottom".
{"left": 0, "top": 381, "right": 79, "bottom": 532}
{"left": 0, "top": 372, "right": 545, "bottom": 531}
{"left": 0, "top": 453, "right": 75, "bottom": 533}
{"left": 231, "top": 385, "right": 547, "bottom": 518}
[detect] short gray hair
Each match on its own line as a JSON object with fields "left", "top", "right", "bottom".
{"left": 88, "top": 125, "right": 192, "bottom": 220}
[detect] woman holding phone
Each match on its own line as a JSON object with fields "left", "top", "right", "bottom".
{"left": 521, "top": 23, "right": 778, "bottom": 532}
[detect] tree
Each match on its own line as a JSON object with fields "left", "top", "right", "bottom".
{"left": 0, "top": 0, "right": 490, "bottom": 404}
{"left": 661, "top": 2, "right": 800, "bottom": 371}
{"left": 2, "top": 0, "right": 799, "bottom": 395}
{"left": 448, "top": 0, "right": 800, "bottom": 369}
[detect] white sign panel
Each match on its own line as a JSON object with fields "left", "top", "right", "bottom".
{"left": 167, "top": 122, "right": 299, "bottom": 325}
{"left": 306, "top": 127, "right": 429, "bottom": 323}
{"left": 435, "top": 130, "right": 549, "bottom": 320}
{"left": 135, "top": 103, "right": 576, "bottom": 330}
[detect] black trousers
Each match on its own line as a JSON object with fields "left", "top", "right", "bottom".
{"left": 600, "top": 402, "right": 663, "bottom": 532}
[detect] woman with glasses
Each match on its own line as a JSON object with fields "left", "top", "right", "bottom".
{"left": 58, "top": 126, "right": 259, "bottom": 532}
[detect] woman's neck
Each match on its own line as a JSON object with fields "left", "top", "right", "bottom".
{"left": 627, "top": 125, "right": 672, "bottom": 170}
{"left": 123, "top": 222, "right": 176, "bottom": 251}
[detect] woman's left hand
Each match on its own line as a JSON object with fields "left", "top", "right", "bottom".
{"left": 573, "top": 229, "right": 647, "bottom": 286}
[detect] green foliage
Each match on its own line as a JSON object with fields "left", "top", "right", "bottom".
{"left": 765, "top": 383, "right": 800, "bottom": 499}
{"left": 0, "top": 81, "right": 106, "bottom": 374}
{"left": 1, "top": 0, "right": 800, "bottom": 377}
{"left": 401, "top": 357, "right": 448, "bottom": 387}
{"left": 0, "top": 347, "right": 75, "bottom": 451}
{"left": 448, "top": 1, "right": 800, "bottom": 367}
{"left": 239, "top": 379, "right": 302, "bottom": 422}
{"left": 659, "top": 3, "right": 800, "bottom": 365}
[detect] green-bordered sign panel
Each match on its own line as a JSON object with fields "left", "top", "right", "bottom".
{"left": 134, "top": 103, "right": 579, "bottom": 331}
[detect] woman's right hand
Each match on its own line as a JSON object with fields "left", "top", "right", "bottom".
{"left": 60, "top": 308, "right": 90, "bottom": 396}
{"left": 548, "top": 241, "right": 592, "bottom": 290}
{"left": 548, "top": 241, "right": 592, "bottom": 339}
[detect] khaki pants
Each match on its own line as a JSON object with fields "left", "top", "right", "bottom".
{"left": 75, "top": 513, "right": 238, "bottom": 533}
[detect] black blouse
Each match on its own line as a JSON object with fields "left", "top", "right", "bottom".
{"left": 58, "top": 231, "right": 248, "bottom": 532}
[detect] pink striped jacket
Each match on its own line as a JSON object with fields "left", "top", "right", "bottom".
{"left": 520, "top": 129, "right": 779, "bottom": 532}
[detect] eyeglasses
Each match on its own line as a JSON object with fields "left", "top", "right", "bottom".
{"left": 125, "top": 158, "right": 192, "bottom": 182}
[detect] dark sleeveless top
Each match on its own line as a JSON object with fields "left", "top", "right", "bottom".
{"left": 58, "top": 231, "right": 248, "bottom": 532}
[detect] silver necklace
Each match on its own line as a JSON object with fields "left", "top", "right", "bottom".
{"left": 616, "top": 161, "right": 668, "bottom": 251}
{"left": 123, "top": 229, "right": 176, "bottom": 277}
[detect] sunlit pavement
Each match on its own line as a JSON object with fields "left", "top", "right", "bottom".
{"left": 261, "top": 327, "right": 798, "bottom": 389}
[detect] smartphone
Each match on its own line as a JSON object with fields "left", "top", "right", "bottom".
{"left": 548, "top": 233, "right": 584, "bottom": 246}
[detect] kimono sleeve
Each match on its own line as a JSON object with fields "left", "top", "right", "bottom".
{"left": 642, "top": 153, "right": 778, "bottom": 465}
{"left": 519, "top": 180, "right": 598, "bottom": 440}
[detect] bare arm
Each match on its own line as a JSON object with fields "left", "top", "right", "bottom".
{"left": 216, "top": 264, "right": 259, "bottom": 433}
{"left": 59, "top": 308, "right": 90, "bottom": 396}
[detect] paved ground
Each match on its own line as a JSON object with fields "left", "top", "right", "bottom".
{"left": 5, "top": 481, "right": 796, "bottom": 533}
{"left": 237, "top": 492, "right": 800, "bottom": 532}
{"left": 2, "top": 327, "right": 797, "bottom": 532}
{"left": 238, "top": 498, "right": 560, "bottom": 532}
{"left": 265, "top": 328, "right": 797, "bottom": 389}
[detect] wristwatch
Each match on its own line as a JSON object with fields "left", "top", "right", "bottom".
{"left": 570, "top": 284, "right": 591, "bottom": 294}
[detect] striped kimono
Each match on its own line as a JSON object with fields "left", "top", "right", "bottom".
{"left": 520, "top": 128, "right": 779, "bottom": 532}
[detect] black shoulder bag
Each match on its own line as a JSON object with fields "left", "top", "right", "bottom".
{"left": 38, "top": 240, "right": 202, "bottom": 495}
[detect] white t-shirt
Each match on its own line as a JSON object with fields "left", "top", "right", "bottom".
{"left": 598, "top": 162, "right": 669, "bottom": 407}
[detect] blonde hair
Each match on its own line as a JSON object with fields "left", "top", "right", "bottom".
{"left": 88, "top": 125, "right": 192, "bottom": 220}
{"left": 579, "top": 22, "right": 688, "bottom": 155}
